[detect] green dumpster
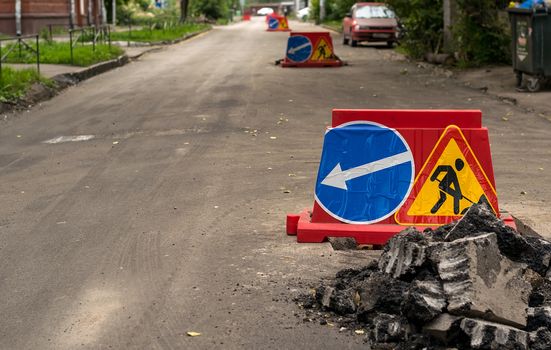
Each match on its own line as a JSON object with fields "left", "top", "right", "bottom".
{"left": 508, "top": 7, "right": 551, "bottom": 92}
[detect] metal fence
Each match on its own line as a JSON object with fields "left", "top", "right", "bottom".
{"left": 68, "top": 25, "right": 111, "bottom": 65}
{"left": 0, "top": 35, "right": 40, "bottom": 80}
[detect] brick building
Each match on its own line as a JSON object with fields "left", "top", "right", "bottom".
{"left": 0, "top": 0, "right": 105, "bottom": 36}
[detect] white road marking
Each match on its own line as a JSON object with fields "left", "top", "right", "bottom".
{"left": 43, "top": 135, "right": 95, "bottom": 144}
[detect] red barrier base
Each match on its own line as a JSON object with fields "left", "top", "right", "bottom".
{"left": 281, "top": 60, "right": 344, "bottom": 68}
{"left": 286, "top": 209, "right": 517, "bottom": 245}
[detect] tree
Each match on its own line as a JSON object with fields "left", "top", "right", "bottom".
{"left": 180, "top": 0, "right": 189, "bottom": 22}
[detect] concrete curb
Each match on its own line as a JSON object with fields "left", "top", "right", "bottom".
{"left": 320, "top": 24, "right": 342, "bottom": 34}
{"left": 55, "top": 54, "right": 130, "bottom": 84}
{"left": 113, "top": 27, "right": 212, "bottom": 47}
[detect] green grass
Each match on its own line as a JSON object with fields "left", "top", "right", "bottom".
{"left": 322, "top": 20, "right": 343, "bottom": 33}
{"left": 3, "top": 41, "right": 124, "bottom": 67}
{"left": 0, "top": 67, "right": 53, "bottom": 103}
{"left": 215, "top": 18, "right": 231, "bottom": 25}
{"left": 110, "top": 23, "right": 210, "bottom": 42}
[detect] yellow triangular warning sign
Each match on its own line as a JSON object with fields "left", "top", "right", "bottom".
{"left": 311, "top": 37, "right": 333, "bottom": 61}
{"left": 395, "top": 125, "right": 499, "bottom": 225}
{"left": 408, "top": 138, "right": 488, "bottom": 216}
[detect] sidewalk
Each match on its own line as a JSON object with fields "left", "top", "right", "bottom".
{"left": 4, "top": 45, "right": 161, "bottom": 79}
{"left": 453, "top": 65, "right": 551, "bottom": 120}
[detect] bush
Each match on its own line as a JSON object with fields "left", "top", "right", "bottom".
{"left": 386, "top": 0, "right": 443, "bottom": 59}
{"left": 453, "top": 0, "right": 511, "bottom": 66}
{"left": 387, "top": 0, "right": 510, "bottom": 66}
{"left": 191, "top": 0, "right": 229, "bottom": 20}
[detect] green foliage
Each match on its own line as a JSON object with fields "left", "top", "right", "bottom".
{"left": 387, "top": 0, "right": 510, "bottom": 65}
{"left": 3, "top": 41, "right": 124, "bottom": 67}
{"left": 0, "top": 67, "right": 52, "bottom": 103}
{"left": 191, "top": 0, "right": 229, "bottom": 19}
{"left": 216, "top": 18, "right": 230, "bottom": 25}
{"left": 110, "top": 22, "right": 209, "bottom": 42}
{"left": 310, "top": 0, "right": 355, "bottom": 22}
{"left": 453, "top": 0, "right": 511, "bottom": 66}
{"left": 311, "top": 0, "right": 320, "bottom": 22}
{"left": 386, "top": 0, "right": 443, "bottom": 59}
{"left": 116, "top": 0, "right": 157, "bottom": 24}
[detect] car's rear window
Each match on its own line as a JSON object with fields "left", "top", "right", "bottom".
{"left": 355, "top": 5, "right": 395, "bottom": 19}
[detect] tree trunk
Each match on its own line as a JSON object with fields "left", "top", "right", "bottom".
{"left": 180, "top": 0, "right": 189, "bottom": 23}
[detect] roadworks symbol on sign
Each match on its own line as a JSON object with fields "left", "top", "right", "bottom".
{"left": 395, "top": 125, "right": 499, "bottom": 225}
{"left": 311, "top": 37, "right": 333, "bottom": 61}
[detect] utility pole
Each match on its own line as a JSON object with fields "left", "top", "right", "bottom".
{"left": 443, "top": 0, "right": 458, "bottom": 53}
{"left": 319, "top": 0, "right": 325, "bottom": 23}
{"left": 15, "top": 0, "right": 21, "bottom": 35}
{"left": 112, "top": 0, "right": 116, "bottom": 25}
{"left": 69, "top": 0, "right": 76, "bottom": 29}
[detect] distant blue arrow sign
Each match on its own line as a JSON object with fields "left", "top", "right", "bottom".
{"left": 286, "top": 35, "right": 312, "bottom": 63}
{"left": 314, "top": 121, "right": 415, "bottom": 224}
{"left": 268, "top": 17, "right": 280, "bottom": 30}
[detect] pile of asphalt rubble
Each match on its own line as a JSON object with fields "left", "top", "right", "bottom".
{"left": 298, "top": 204, "right": 551, "bottom": 349}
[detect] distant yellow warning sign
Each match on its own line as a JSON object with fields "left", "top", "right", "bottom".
{"left": 395, "top": 125, "right": 499, "bottom": 225}
{"left": 407, "top": 138, "right": 487, "bottom": 216}
{"left": 311, "top": 38, "right": 333, "bottom": 61}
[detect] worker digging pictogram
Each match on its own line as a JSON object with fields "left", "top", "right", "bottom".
{"left": 311, "top": 37, "right": 333, "bottom": 61}
{"left": 430, "top": 158, "right": 466, "bottom": 215}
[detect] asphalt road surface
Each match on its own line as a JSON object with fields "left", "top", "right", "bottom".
{"left": 1, "top": 18, "right": 551, "bottom": 349}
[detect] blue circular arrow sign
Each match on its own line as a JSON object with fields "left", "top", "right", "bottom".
{"left": 315, "top": 121, "right": 415, "bottom": 224}
{"left": 268, "top": 17, "right": 279, "bottom": 30}
{"left": 286, "top": 35, "right": 312, "bottom": 63}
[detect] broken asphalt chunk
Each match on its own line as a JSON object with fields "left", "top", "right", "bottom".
{"left": 432, "top": 233, "right": 531, "bottom": 328}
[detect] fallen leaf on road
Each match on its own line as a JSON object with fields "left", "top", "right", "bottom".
{"left": 112, "top": 141, "right": 119, "bottom": 145}
{"left": 283, "top": 190, "right": 291, "bottom": 193}
{"left": 187, "top": 331, "right": 201, "bottom": 337}
{"left": 270, "top": 136, "right": 277, "bottom": 139}
{"left": 354, "top": 329, "right": 365, "bottom": 335}
{"left": 502, "top": 117, "right": 509, "bottom": 121}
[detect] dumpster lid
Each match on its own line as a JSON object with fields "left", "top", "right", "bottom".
{"left": 507, "top": 7, "right": 550, "bottom": 15}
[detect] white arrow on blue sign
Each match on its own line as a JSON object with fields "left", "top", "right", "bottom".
{"left": 314, "top": 121, "right": 415, "bottom": 224}
{"left": 286, "top": 35, "right": 312, "bottom": 63}
{"left": 268, "top": 17, "right": 280, "bottom": 30}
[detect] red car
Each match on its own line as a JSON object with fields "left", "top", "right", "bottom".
{"left": 342, "top": 2, "right": 398, "bottom": 47}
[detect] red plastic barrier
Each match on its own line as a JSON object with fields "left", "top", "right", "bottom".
{"left": 281, "top": 32, "right": 343, "bottom": 67}
{"left": 286, "top": 109, "right": 515, "bottom": 245}
{"left": 266, "top": 15, "right": 290, "bottom": 32}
